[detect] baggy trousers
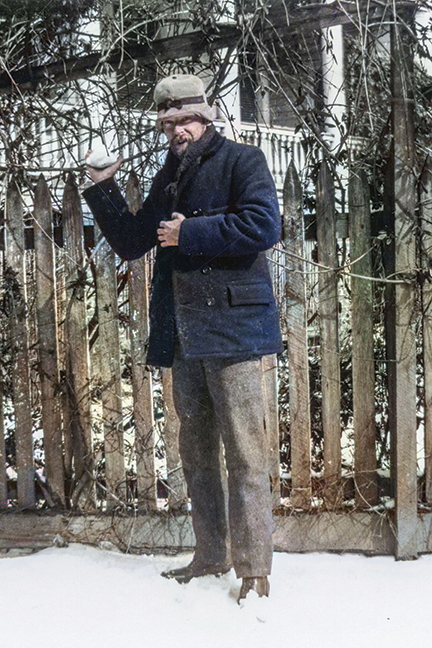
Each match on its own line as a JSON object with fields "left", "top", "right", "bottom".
{"left": 172, "top": 349, "right": 273, "bottom": 578}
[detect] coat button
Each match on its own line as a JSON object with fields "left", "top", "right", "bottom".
{"left": 206, "top": 297, "right": 216, "bottom": 306}
{"left": 202, "top": 266, "right": 212, "bottom": 274}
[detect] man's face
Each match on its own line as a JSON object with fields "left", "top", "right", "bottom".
{"left": 162, "top": 115, "right": 208, "bottom": 155}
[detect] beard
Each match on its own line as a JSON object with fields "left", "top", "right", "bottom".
{"left": 171, "top": 135, "right": 191, "bottom": 156}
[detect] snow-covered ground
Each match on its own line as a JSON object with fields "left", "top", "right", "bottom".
{"left": 1, "top": 544, "right": 431, "bottom": 648}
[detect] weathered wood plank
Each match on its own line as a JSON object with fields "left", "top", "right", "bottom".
{"left": 161, "top": 368, "right": 187, "bottom": 509}
{"left": 125, "top": 171, "right": 156, "bottom": 509}
{"left": 262, "top": 353, "right": 281, "bottom": 507}
{"left": 0, "top": 241, "right": 7, "bottom": 507}
{"left": 62, "top": 174, "right": 94, "bottom": 510}
{"left": 0, "top": 243, "right": 6, "bottom": 507}
{"left": 421, "top": 158, "right": 432, "bottom": 505}
{"left": 283, "top": 159, "right": 311, "bottom": 509}
{"left": 389, "top": 11, "right": 418, "bottom": 559}
{"left": 5, "top": 181, "right": 35, "bottom": 509}
{"left": 0, "top": 509, "right": 409, "bottom": 556}
{"left": 266, "top": 0, "right": 402, "bottom": 38}
{"left": 349, "top": 168, "right": 378, "bottom": 507}
{"left": 93, "top": 222, "right": 125, "bottom": 505}
{"left": 273, "top": 510, "right": 396, "bottom": 554}
{"left": 316, "top": 160, "right": 341, "bottom": 506}
{"left": 33, "top": 175, "right": 65, "bottom": 507}
{"left": 0, "top": 260, "right": 4, "bottom": 508}
{"left": 0, "top": 381, "right": 7, "bottom": 507}
{"left": 57, "top": 249, "right": 73, "bottom": 497}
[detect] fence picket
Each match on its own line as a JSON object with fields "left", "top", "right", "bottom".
{"left": 389, "top": 15, "right": 418, "bottom": 559}
{"left": 5, "top": 180, "right": 35, "bottom": 508}
{"left": 316, "top": 160, "right": 341, "bottom": 506}
{"left": 59, "top": 255, "right": 74, "bottom": 496}
{"left": 0, "top": 382, "right": 6, "bottom": 507}
{"left": 349, "top": 168, "right": 378, "bottom": 506}
{"left": 161, "top": 368, "right": 187, "bottom": 509}
{"left": 93, "top": 222, "right": 125, "bottom": 505}
{"left": 283, "top": 159, "right": 311, "bottom": 508}
{"left": 62, "top": 174, "right": 94, "bottom": 509}
{"left": 125, "top": 171, "right": 156, "bottom": 508}
{"left": 33, "top": 174, "right": 65, "bottom": 507}
{"left": 421, "top": 159, "right": 432, "bottom": 505}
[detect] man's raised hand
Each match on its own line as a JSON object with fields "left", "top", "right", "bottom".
{"left": 85, "top": 149, "right": 124, "bottom": 183}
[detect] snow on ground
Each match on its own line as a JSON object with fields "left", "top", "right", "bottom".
{"left": 1, "top": 544, "right": 431, "bottom": 648}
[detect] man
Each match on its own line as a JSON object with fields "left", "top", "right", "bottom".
{"left": 83, "top": 74, "right": 283, "bottom": 602}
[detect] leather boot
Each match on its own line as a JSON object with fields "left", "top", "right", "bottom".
{"left": 237, "top": 576, "right": 270, "bottom": 603}
{"left": 161, "top": 557, "right": 232, "bottom": 584}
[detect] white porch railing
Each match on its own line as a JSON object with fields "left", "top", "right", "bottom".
{"left": 239, "top": 123, "right": 305, "bottom": 192}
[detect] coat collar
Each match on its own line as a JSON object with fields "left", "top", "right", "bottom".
{"left": 165, "top": 128, "right": 226, "bottom": 170}
{"left": 199, "top": 128, "right": 226, "bottom": 160}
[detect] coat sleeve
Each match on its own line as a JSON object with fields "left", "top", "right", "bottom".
{"left": 82, "top": 178, "right": 159, "bottom": 260}
{"left": 177, "top": 146, "right": 281, "bottom": 257}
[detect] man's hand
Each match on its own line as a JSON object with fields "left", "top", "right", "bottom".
{"left": 85, "top": 149, "right": 123, "bottom": 183}
{"left": 157, "top": 212, "right": 186, "bottom": 247}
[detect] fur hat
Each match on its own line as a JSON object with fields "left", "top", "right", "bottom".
{"left": 154, "top": 74, "right": 214, "bottom": 131}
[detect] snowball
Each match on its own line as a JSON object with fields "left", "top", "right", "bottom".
{"left": 85, "top": 149, "right": 118, "bottom": 169}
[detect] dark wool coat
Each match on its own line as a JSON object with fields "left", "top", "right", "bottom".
{"left": 83, "top": 130, "right": 283, "bottom": 367}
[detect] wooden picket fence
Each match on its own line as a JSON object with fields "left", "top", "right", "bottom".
{"left": 1, "top": 140, "right": 432, "bottom": 558}
{"left": 0, "top": 172, "right": 182, "bottom": 512}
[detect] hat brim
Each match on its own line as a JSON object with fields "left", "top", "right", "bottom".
{"left": 156, "top": 104, "right": 215, "bottom": 132}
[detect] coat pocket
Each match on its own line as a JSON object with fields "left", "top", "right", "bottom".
{"left": 227, "top": 282, "right": 273, "bottom": 306}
